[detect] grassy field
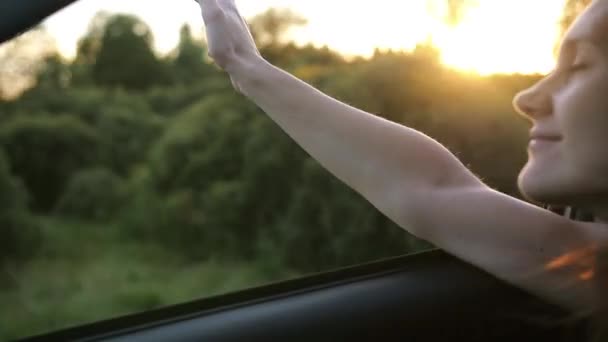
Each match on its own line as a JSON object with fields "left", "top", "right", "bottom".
{"left": 0, "top": 218, "right": 298, "bottom": 341}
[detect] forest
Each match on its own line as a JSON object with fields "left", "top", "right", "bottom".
{"left": 0, "top": 1, "right": 589, "bottom": 339}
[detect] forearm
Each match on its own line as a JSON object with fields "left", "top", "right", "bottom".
{"left": 232, "top": 57, "right": 482, "bottom": 227}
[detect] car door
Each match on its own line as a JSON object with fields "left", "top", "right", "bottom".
{"left": 19, "top": 249, "right": 587, "bottom": 342}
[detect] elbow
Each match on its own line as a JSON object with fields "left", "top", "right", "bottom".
{"left": 377, "top": 181, "right": 435, "bottom": 241}
{"left": 384, "top": 170, "right": 482, "bottom": 241}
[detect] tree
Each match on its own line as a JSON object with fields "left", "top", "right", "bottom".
{"left": 0, "top": 27, "right": 57, "bottom": 99}
{"left": 0, "top": 115, "right": 102, "bottom": 211}
{"left": 36, "top": 54, "right": 72, "bottom": 89}
{"left": 75, "top": 12, "right": 111, "bottom": 66}
{"left": 248, "top": 8, "right": 307, "bottom": 65}
{"left": 249, "top": 8, "right": 307, "bottom": 48}
{"left": 76, "top": 13, "right": 172, "bottom": 90}
{"left": 322, "top": 49, "right": 441, "bottom": 124}
{"left": 171, "top": 25, "right": 214, "bottom": 85}
{"left": 149, "top": 94, "right": 253, "bottom": 193}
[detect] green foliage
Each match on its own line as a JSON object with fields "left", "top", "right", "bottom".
{"left": 81, "top": 14, "right": 172, "bottom": 90}
{"left": 55, "top": 168, "right": 128, "bottom": 221}
{"left": 9, "top": 85, "right": 163, "bottom": 176}
{"left": 144, "top": 80, "right": 232, "bottom": 116}
{"left": 149, "top": 93, "right": 256, "bottom": 193}
{"left": 323, "top": 48, "right": 442, "bottom": 123}
{"left": 0, "top": 115, "right": 102, "bottom": 211}
{"left": 249, "top": 8, "right": 308, "bottom": 50}
{"left": 139, "top": 95, "right": 261, "bottom": 258}
{"left": 0, "top": 11, "right": 539, "bottom": 268}
{"left": 0, "top": 217, "right": 288, "bottom": 341}
{"left": 36, "top": 54, "right": 72, "bottom": 90}
{"left": 0, "top": 150, "right": 39, "bottom": 262}
{"left": 170, "top": 25, "right": 215, "bottom": 85}
{"left": 120, "top": 187, "right": 206, "bottom": 259}
{"left": 95, "top": 104, "right": 163, "bottom": 175}
{"left": 0, "top": 10, "right": 538, "bottom": 265}
{"left": 257, "top": 158, "right": 427, "bottom": 272}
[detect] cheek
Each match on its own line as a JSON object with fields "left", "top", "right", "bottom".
{"left": 557, "top": 93, "right": 608, "bottom": 186}
{"left": 556, "top": 71, "right": 608, "bottom": 147}
{"left": 549, "top": 71, "right": 608, "bottom": 184}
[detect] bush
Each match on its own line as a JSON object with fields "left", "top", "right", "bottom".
{"left": 120, "top": 168, "right": 253, "bottom": 261}
{"left": 121, "top": 186, "right": 246, "bottom": 261}
{"left": 0, "top": 211, "right": 40, "bottom": 263}
{"left": 95, "top": 107, "right": 163, "bottom": 176}
{"left": 255, "top": 158, "right": 430, "bottom": 272}
{"left": 5, "top": 87, "right": 162, "bottom": 177}
{"left": 55, "top": 168, "right": 128, "bottom": 221}
{"left": 148, "top": 94, "right": 254, "bottom": 193}
{"left": 145, "top": 96, "right": 308, "bottom": 260}
{"left": 0, "top": 115, "right": 102, "bottom": 211}
{"left": 0, "top": 150, "right": 40, "bottom": 262}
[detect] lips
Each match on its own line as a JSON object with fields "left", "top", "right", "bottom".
{"left": 529, "top": 129, "right": 562, "bottom": 142}
{"left": 528, "top": 129, "right": 562, "bottom": 152}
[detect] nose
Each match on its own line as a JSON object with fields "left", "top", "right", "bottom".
{"left": 512, "top": 80, "right": 553, "bottom": 120}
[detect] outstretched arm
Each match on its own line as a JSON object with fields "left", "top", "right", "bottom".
{"left": 198, "top": 0, "right": 481, "bottom": 233}
{"left": 197, "top": 0, "right": 607, "bottom": 312}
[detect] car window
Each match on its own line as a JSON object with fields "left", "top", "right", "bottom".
{"left": 0, "top": 0, "right": 579, "bottom": 340}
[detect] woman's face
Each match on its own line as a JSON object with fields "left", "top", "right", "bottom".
{"left": 514, "top": 0, "right": 608, "bottom": 209}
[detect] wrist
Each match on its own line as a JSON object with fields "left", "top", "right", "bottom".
{"left": 225, "top": 54, "right": 267, "bottom": 81}
{"left": 227, "top": 55, "right": 273, "bottom": 95}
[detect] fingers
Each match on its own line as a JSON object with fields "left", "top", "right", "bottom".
{"left": 200, "top": 0, "right": 236, "bottom": 12}
{"left": 199, "top": 0, "right": 224, "bottom": 23}
{"left": 217, "top": 0, "right": 235, "bottom": 5}
{"left": 204, "top": 0, "right": 240, "bottom": 17}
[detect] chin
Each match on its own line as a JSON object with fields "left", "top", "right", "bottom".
{"left": 517, "top": 164, "right": 568, "bottom": 205}
{"left": 517, "top": 175, "right": 546, "bottom": 204}
{"left": 518, "top": 155, "right": 608, "bottom": 209}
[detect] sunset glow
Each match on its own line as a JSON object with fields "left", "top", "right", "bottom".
{"left": 427, "top": 1, "right": 566, "bottom": 75}
{"left": 42, "top": 0, "right": 569, "bottom": 75}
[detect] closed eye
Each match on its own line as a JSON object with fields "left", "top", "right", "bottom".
{"left": 568, "top": 63, "right": 589, "bottom": 72}
{"left": 560, "top": 62, "right": 590, "bottom": 83}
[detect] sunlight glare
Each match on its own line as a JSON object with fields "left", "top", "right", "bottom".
{"left": 42, "top": 0, "right": 570, "bottom": 75}
{"left": 428, "top": 0, "right": 567, "bottom": 75}
{"left": 288, "top": 0, "right": 567, "bottom": 75}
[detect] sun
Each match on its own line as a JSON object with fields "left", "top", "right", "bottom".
{"left": 427, "top": 1, "right": 567, "bottom": 75}
{"left": 42, "top": 0, "right": 569, "bottom": 76}
{"left": 289, "top": 1, "right": 566, "bottom": 75}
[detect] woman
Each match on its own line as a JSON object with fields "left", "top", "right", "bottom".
{"left": 196, "top": 0, "right": 608, "bottom": 315}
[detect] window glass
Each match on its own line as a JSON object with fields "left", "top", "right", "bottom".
{"left": 0, "top": 0, "right": 575, "bottom": 340}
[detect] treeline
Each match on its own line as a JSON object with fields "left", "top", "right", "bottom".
{"left": 0, "top": 11, "right": 540, "bottom": 273}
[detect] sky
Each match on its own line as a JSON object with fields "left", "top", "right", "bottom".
{"left": 42, "top": 0, "right": 568, "bottom": 75}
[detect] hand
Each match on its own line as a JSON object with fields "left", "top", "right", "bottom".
{"left": 197, "top": 0, "right": 261, "bottom": 74}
